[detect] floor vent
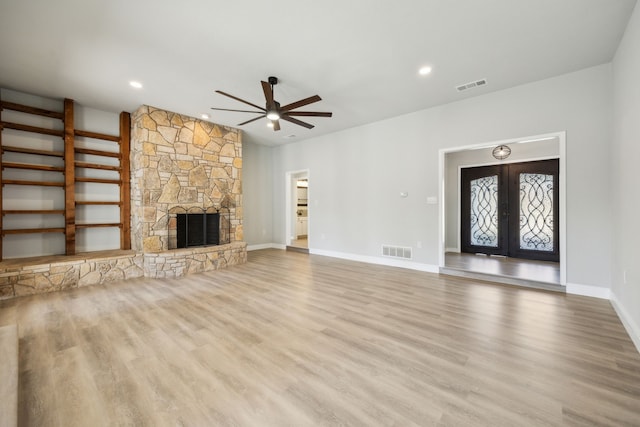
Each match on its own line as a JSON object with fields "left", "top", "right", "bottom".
{"left": 382, "top": 245, "right": 412, "bottom": 260}
{"left": 456, "top": 78, "right": 487, "bottom": 92}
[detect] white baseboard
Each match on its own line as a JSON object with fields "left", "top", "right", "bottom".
{"left": 445, "top": 247, "right": 460, "bottom": 253}
{"left": 610, "top": 292, "right": 640, "bottom": 354}
{"left": 247, "top": 243, "right": 286, "bottom": 251}
{"left": 310, "top": 248, "right": 439, "bottom": 273}
{"left": 566, "top": 283, "right": 611, "bottom": 299}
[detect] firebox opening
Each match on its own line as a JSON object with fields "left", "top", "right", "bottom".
{"left": 176, "top": 212, "right": 219, "bottom": 248}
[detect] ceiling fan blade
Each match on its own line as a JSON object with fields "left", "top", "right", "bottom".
{"left": 280, "top": 95, "right": 322, "bottom": 112}
{"left": 215, "top": 90, "right": 265, "bottom": 111}
{"left": 211, "top": 107, "right": 263, "bottom": 113}
{"left": 285, "top": 111, "right": 333, "bottom": 117}
{"left": 273, "top": 120, "right": 281, "bottom": 131}
{"left": 237, "top": 115, "right": 266, "bottom": 126}
{"left": 280, "top": 115, "right": 314, "bottom": 129}
{"left": 261, "top": 81, "right": 274, "bottom": 106}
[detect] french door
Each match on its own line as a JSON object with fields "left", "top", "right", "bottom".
{"left": 461, "top": 159, "right": 559, "bottom": 262}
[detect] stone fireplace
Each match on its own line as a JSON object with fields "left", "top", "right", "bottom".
{"left": 0, "top": 104, "right": 247, "bottom": 300}
{"left": 130, "top": 106, "right": 247, "bottom": 277}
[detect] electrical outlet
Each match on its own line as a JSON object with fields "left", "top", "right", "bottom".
{"left": 417, "top": 241, "right": 422, "bottom": 249}
{"left": 321, "top": 233, "right": 326, "bottom": 240}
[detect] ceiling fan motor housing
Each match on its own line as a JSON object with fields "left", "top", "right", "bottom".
{"left": 268, "top": 76, "right": 278, "bottom": 85}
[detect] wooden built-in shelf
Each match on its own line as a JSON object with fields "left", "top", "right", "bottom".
{"left": 0, "top": 98, "right": 131, "bottom": 260}
{"left": 75, "top": 177, "right": 121, "bottom": 184}
{"left": 74, "top": 147, "right": 120, "bottom": 158}
{"left": 0, "top": 101, "right": 64, "bottom": 120}
{"left": 75, "top": 129, "right": 120, "bottom": 143}
{"left": 2, "top": 162, "right": 64, "bottom": 172}
{"left": 74, "top": 162, "right": 120, "bottom": 171}
{"left": 76, "top": 223, "right": 122, "bottom": 229}
{"left": 1, "top": 228, "right": 65, "bottom": 235}
{"left": 2, "top": 180, "right": 64, "bottom": 187}
{"left": 75, "top": 201, "right": 121, "bottom": 206}
{"left": 1, "top": 145, "right": 64, "bottom": 158}
{"left": 1, "top": 121, "right": 64, "bottom": 138}
{"left": 3, "top": 210, "right": 65, "bottom": 215}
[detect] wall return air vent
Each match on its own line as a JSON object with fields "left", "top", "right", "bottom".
{"left": 456, "top": 78, "right": 487, "bottom": 92}
{"left": 382, "top": 245, "right": 412, "bottom": 260}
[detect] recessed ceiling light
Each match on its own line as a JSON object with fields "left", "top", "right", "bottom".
{"left": 129, "top": 81, "right": 143, "bottom": 89}
{"left": 418, "top": 66, "right": 432, "bottom": 76}
{"left": 201, "top": 113, "right": 210, "bottom": 120}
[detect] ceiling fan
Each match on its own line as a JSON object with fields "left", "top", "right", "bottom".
{"left": 211, "top": 76, "right": 332, "bottom": 131}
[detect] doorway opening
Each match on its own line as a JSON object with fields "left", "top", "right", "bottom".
{"left": 439, "top": 132, "right": 566, "bottom": 290}
{"left": 285, "top": 170, "right": 309, "bottom": 253}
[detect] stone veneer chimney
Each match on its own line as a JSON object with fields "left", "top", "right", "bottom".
{"left": 130, "top": 106, "right": 243, "bottom": 253}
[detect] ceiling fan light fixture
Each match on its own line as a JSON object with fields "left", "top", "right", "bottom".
{"left": 266, "top": 111, "right": 280, "bottom": 121}
{"left": 267, "top": 122, "right": 274, "bottom": 128}
{"left": 212, "top": 77, "right": 331, "bottom": 131}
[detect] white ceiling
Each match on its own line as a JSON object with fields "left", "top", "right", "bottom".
{"left": 0, "top": 0, "right": 636, "bottom": 146}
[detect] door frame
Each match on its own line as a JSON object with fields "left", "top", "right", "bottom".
{"left": 285, "top": 169, "right": 310, "bottom": 247}
{"left": 438, "top": 131, "right": 567, "bottom": 286}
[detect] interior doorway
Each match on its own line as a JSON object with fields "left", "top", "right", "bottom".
{"left": 292, "top": 178, "right": 309, "bottom": 248}
{"left": 285, "top": 170, "right": 309, "bottom": 253}
{"left": 439, "top": 132, "right": 566, "bottom": 289}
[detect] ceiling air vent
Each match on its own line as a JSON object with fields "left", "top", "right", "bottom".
{"left": 456, "top": 78, "right": 487, "bottom": 92}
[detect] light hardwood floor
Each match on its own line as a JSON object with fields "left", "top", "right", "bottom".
{"left": 290, "top": 237, "right": 309, "bottom": 249}
{"left": 1, "top": 249, "right": 639, "bottom": 426}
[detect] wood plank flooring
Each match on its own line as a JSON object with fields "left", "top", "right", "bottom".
{"left": 1, "top": 249, "right": 639, "bottom": 426}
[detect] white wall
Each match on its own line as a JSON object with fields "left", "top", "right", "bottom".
{"left": 245, "top": 64, "right": 613, "bottom": 289}
{"left": 444, "top": 138, "right": 560, "bottom": 251}
{"left": 242, "top": 141, "right": 274, "bottom": 248}
{"left": 1, "top": 89, "right": 121, "bottom": 258}
{"left": 611, "top": 3, "right": 640, "bottom": 349}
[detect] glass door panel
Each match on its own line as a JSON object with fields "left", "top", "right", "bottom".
{"left": 470, "top": 175, "right": 499, "bottom": 247}
{"left": 508, "top": 160, "right": 559, "bottom": 261}
{"left": 461, "top": 165, "right": 508, "bottom": 256}
{"left": 519, "top": 173, "right": 554, "bottom": 251}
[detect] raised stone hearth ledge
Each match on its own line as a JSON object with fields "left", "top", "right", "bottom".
{"left": 0, "top": 243, "right": 248, "bottom": 300}
{"left": 144, "top": 242, "right": 247, "bottom": 278}
{"left": 0, "top": 250, "right": 144, "bottom": 300}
